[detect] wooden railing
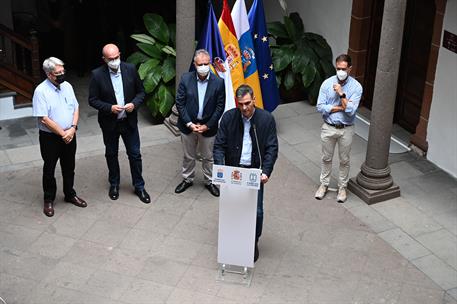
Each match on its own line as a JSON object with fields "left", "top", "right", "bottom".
{"left": 0, "top": 23, "right": 40, "bottom": 105}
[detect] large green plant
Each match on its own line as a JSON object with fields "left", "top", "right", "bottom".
{"left": 127, "top": 13, "right": 176, "bottom": 118}
{"left": 268, "top": 12, "right": 334, "bottom": 104}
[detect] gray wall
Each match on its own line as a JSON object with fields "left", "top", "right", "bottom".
{"left": 428, "top": 0, "right": 457, "bottom": 177}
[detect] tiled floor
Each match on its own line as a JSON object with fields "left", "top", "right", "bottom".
{"left": 0, "top": 92, "right": 456, "bottom": 303}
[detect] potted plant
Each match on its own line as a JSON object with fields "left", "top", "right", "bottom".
{"left": 127, "top": 13, "right": 176, "bottom": 120}
{"left": 268, "top": 12, "right": 335, "bottom": 104}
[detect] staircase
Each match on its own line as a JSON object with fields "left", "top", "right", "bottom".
{"left": 0, "top": 22, "right": 40, "bottom": 116}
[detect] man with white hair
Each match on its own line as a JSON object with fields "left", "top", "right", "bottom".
{"left": 32, "top": 57, "right": 87, "bottom": 217}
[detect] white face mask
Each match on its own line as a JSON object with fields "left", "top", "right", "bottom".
{"left": 336, "top": 69, "right": 348, "bottom": 81}
{"left": 108, "top": 58, "right": 121, "bottom": 70}
{"left": 196, "top": 64, "right": 210, "bottom": 76}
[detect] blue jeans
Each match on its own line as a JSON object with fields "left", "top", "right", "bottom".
{"left": 102, "top": 121, "right": 145, "bottom": 190}
{"left": 256, "top": 183, "right": 264, "bottom": 242}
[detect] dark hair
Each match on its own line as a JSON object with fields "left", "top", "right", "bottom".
{"left": 335, "top": 54, "right": 352, "bottom": 67}
{"left": 235, "top": 84, "right": 254, "bottom": 99}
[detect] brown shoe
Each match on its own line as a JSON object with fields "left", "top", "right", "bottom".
{"left": 65, "top": 195, "right": 87, "bottom": 208}
{"left": 43, "top": 200, "right": 54, "bottom": 217}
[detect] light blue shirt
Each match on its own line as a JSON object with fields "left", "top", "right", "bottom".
{"left": 240, "top": 114, "right": 253, "bottom": 166}
{"left": 316, "top": 75, "right": 363, "bottom": 125}
{"left": 32, "top": 79, "right": 79, "bottom": 133}
{"left": 196, "top": 73, "right": 210, "bottom": 120}
{"left": 110, "top": 68, "right": 126, "bottom": 119}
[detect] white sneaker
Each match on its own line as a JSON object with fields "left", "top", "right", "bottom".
{"left": 314, "top": 184, "right": 328, "bottom": 200}
{"left": 337, "top": 187, "right": 347, "bottom": 203}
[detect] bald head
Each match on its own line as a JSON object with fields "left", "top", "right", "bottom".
{"left": 102, "top": 44, "right": 120, "bottom": 59}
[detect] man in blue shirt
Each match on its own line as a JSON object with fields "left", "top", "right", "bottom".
{"left": 315, "top": 54, "right": 363, "bottom": 203}
{"left": 89, "top": 44, "right": 150, "bottom": 204}
{"left": 33, "top": 57, "right": 87, "bottom": 217}
{"left": 214, "top": 84, "right": 279, "bottom": 262}
{"left": 174, "top": 49, "right": 225, "bottom": 197}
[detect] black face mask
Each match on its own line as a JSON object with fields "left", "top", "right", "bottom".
{"left": 55, "top": 74, "right": 65, "bottom": 84}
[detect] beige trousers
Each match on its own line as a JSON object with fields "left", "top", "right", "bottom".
{"left": 319, "top": 123, "right": 355, "bottom": 188}
{"left": 181, "top": 132, "right": 215, "bottom": 184}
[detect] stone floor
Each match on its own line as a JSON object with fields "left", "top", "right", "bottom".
{"left": 0, "top": 81, "right": 456, "bottom": 303}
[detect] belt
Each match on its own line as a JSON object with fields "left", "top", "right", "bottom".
{"left": 325, "top": 121, "right": 352, "bottom": 129}
{"left": 239, "top": 164, "right": 252, "bottom": 168}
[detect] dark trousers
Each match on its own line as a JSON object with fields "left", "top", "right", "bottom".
{"left": 39, "top": 130, "right": 77, "bottom": 201}
{"left": 101, "top": 121, "right": 145, "bottom": 190}
{"left": 256, "top": 183, "right": 264, "bottom": 243}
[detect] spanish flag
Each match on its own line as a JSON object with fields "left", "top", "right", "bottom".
{"left": 218, "top": 0, "right": 245, "bottom": 103}
{"left": 231, "top": 0, "right": 264, "bottom": 109}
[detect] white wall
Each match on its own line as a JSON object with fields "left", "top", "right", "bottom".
{"left": 264, "top": 0, "right": 352, "bottom": 58}
{"left": 427, "top": 0, "right": 457, "bottom": 178}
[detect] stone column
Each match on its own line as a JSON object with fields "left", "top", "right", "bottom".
{"left": 348, "top": 0, "right": 407, "bottom": 204}
{"left": 164, "top": 0, "right": 196, "bottom": 136}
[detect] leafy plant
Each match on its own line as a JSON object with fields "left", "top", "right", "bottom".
{"left": 127, "top": 13, "right": 176, "bottom": 118}
{"left": 268, "top": 12, "right": 334, "bottom": 104}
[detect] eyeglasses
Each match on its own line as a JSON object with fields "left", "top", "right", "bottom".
{"left": 52, "top": 70, "right": 65, "bottom": 76}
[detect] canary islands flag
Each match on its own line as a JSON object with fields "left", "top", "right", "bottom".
{"left": 248, "top": 0, "right": 280, "bottom": 112}
{"left": 231, "top": 0, "right": 264, "bottom": 109}
{"left": 194, "top": 0, "right": 235, "bottom": 111}
{"left": 218, "top": 0, "right": 245, "bottom": 102}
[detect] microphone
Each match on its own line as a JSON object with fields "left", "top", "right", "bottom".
{"left": 252, "top": 124, "right": 262, "bottom": 170}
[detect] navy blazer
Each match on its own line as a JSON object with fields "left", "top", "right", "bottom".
{"left": 176, "top": 71, "right": 225, "bottom": 137}
{"left": 88, "top": 62, "right": 145, "bottom": 130}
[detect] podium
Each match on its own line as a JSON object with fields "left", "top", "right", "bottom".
{"left": 212, "top": 164, "right": 261, "bottom": 285}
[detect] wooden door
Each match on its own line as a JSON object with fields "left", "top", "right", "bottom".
{"left": 394, "top": 0, "right": 435, "bottom": 132}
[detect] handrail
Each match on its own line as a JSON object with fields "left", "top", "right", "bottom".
{"left": 0, "top": 23, "right": 31, "bottom": 50}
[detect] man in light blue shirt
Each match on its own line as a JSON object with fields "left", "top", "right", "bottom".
{"left": 32, "top": 57, "right": 87, "bottom": 217}
{"left": 175, "top": 49, "right": 225, "bottom": 197}
{"left": 315, "top": 54, "right": 363, "bottom": 203}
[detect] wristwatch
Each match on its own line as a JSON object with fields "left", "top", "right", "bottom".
{"left": 71, "top": 124, "right": 78, "bottom": 130}
{"left": 339, "top": 93, "right": 346, "bottom": 99}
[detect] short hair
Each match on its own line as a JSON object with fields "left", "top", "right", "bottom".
{"left": 335, "top": 54, "right": 352, "bottom": 67}
{"left": 42, "top": 57, "right": 64, "bottom": 74}
{"left": 235, "top": 84, "right": 254, "bottom": 99}
{"left": 193, "top": 49, "right": 210, "bottom": 62}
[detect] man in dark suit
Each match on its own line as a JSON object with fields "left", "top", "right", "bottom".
{"left": 175, "top": 49, "right": 225, "bottom": 197}
{"left": 88, "top": 43, "right": 150, "bottom": 203}
{"left": 213, "top": 84, "right": 279, "bottom": 262}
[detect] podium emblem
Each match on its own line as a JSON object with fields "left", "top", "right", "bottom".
{"left": 231, "top": 170, "right": 242, "bottom": 181}
{"left": 249, "top": 173, "right": 257, "bottom": 182}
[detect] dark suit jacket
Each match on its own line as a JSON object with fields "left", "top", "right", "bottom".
{"left": 213, "top": 107, "right": 279, "bottom": 177}
{"left": 176, "top": 71, "right": 225, "bottom": 137}
{"left": 88, "top": 62, "right": 145, "bottom": 130}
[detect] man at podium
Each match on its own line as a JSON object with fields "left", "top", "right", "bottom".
{"left": 214, "top": 84, "right": 278, "bottom": 262}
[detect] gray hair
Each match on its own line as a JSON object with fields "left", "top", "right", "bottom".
{"left": 235, "top": 84, "right": 254, "bottom": 99}
{"left": 42, "top": 57, "right": 64, "bottom": 74}
{"left": 193, "top": 49, "right": 210, "bottom": 62}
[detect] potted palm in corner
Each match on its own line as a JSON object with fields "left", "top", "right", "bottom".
{"left": 127, "top": 13, "right": 176, "bottom": 122}
{"left": 268, "top": 12, "right": 335, "bottom": 104}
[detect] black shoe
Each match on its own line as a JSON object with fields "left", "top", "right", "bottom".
{"left": 175, "top": 180, "right": 193, "bottom": 193}
{"left": 109, "top": 186, "right": 119, "bottom": 200}
{"left": 64, "top": 195, "right": 87, "bottom": 208}
{"left": 205, "top": 183, "right": 220, "bottom": 197}
{"left": 135, "top": 189, "right": 151, "bottom": 204}
{"left": 43, "top": 200, "right": 54, "bottom": 217}
{"left": 254, "top": 242, "right": 259, "bottom": 262}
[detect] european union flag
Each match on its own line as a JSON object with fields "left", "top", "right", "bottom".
{"left": 248, "top": 0, "right": 280, "bottom": 112}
